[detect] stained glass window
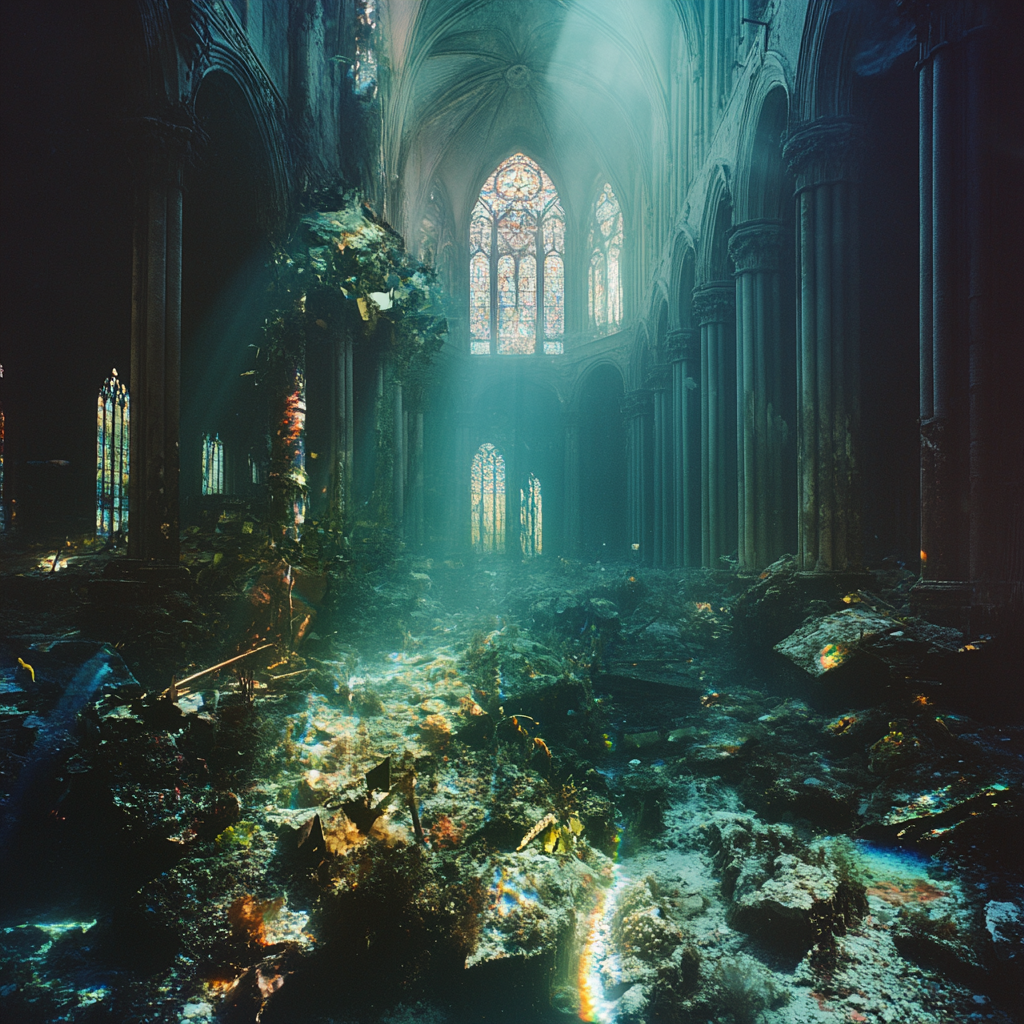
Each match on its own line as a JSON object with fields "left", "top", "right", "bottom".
{"left": 202, "top": 433, "right": 225, "bottom": 495}
{"left": 96, "top": 369, "right": 129, "bottom": 536}
{"left": 354, "top": 0, "right": 377, "bottom": 96}
{"left": 469, "top": 153, "right": 564, "bottom": 355}
{"left": 471, "top": 443, "right": 505, "bottom": 553}
{"left": 520, "top": 473, "right": 542, "bottom": 557}
{"left": 588, "top": 182, "right": 624, "bottom": 333}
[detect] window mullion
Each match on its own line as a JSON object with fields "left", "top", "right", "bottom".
{"left": 536, "top": 218, "right": 543, "bottom": 355}
{"left": 490, "top": 215, "right": 498, "bottom": 355}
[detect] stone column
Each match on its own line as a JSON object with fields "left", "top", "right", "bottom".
{"left": 127, "top": 115, "right": 194, "bottom": 563}
{"left": 693, "top": 283, "right": 736, "bottom": 567}
{"left": 729, "top": 219, "right": 787, "bottom": 570}
{"left": 621, "top": 390, "right": 652, "bottom": 562}
{"left": 392, "top": 372, "right": 404, "bottom": 538}
{"left": 915, "top": 6, "right": 983, "bottom": 598}
{"left": 563, "top": 414, "right": 581, "bottom": 557}
{"left": 669, "top": 327, "right": 701, "bottom": 566}
{"left": 415, "top": 409, "right": 426, "bottom": 548}
{"left": 784, "top": 118, "right": 863, "bottom": 572}
{"left": 649, "top": 363, "right": 673, "bottom": 566}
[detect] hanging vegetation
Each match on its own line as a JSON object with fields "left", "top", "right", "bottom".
{"left": 259, "top": 190, "right": 448, "bottom": 549}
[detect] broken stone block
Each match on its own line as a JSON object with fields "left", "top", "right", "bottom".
{"left": 773, "top": 607, "right": 895, "bottom": 678}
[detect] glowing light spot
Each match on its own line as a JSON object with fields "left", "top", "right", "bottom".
{"left": 818, "top": 643, "right": 847, "bottom": 671}
{"left": 920, "top": 549, "right": 928, "bottom": 562}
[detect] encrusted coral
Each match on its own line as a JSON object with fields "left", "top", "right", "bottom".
{"left": 612, "top": 877, "right": 683, "bottom": 963}
{"left": 419, "top": 712, "right": 451, "bottom": 751}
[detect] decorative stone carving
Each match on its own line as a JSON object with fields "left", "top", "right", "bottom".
{"left": 783, "top": 117, "right": 865, "bottom": 189}
{"left": 124, "top": 110, "right": 199, "bottom": 185}
{"left": 621, "top": 390, "right": 653, "bottom": 418}
{"left": 645, "top": 364, "right": 672, "bottom": 391}
{"left": 728, "top": 220, "right": 783, "bottom": 273}
{"left": 665, "top": 328, "right": 698, "bottom": 362}
{"left": 691, "top": 284, "right": 735, "bottom": 326}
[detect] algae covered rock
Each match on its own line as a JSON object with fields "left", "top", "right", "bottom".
{"left": 773, "top": 607, "right": 895, "bottom": 678}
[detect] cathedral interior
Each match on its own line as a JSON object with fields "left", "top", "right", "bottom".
{"left": 1, "top": 2, "right": 1022, "bottom": 1022}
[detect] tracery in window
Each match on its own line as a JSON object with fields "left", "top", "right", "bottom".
{"left": 469, "top": 153, "right": 564, "bottom": 355}
{"left": 588, "top": 182, "right": 623, "bottom": 332}
{"left": 96, "top": 369, "right": 129, "bottom": 536}
{"left": 520, "top": 473, "right": 542, "bottom": 558}
{"left": 353, "top": 0, "right": 377, "bottom": 96}
{"left": 471, "top": 443, "right": 505, "bottom": 553}
{"left": 202, "top": 433, "right": 225, "bottom": 495}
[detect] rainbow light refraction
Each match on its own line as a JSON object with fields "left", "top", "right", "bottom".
{"left": 577, "top": 865, "right": 629, "bottom": 1023}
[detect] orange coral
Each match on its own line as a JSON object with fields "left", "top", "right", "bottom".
{"left": 428, "top": 813, "right": 466, "bottom": 850}
{"left": 866, "top": 880, "right": 948, "bottom": 905}
{"left": 419, "top": 713, "right": 452, "bottom": 752}
{"left": 228, "top": 895, "right": 284, "bottom": 945}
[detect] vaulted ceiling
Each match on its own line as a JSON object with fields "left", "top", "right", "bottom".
{"left": 383, "top": 0, "right": 689, "bottom": 227}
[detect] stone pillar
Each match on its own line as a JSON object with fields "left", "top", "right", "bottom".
{"left": 563, "top": 414, "right": 581, "bottom": 557}
{"left": 784, "top": 117, "right": 863, "bottom": 572}
{"left": 649, "top": 363, "right": 673, "bottom": 566}
{"left": 669, "top": 327, "right": 701, "bottom": 566}
{"left": 693, "top": 283, "right": 736, "bottom": 567}
{"left": 127, "top": 115, "right": 194, "bottom": 563}
{"left": 622, "top": 390, "right": 652, "bottom": 562}
{"left": 729, "top": 219, "right": 787, "bottom": 570}
{"left": 392, "top": 372, "right": 404, "bottom": 537}
{"left": 915, "top": 6, "right": 980, "bottom": 600}
{"left": 410, "top": 408, "right": 425, "bottom": 550}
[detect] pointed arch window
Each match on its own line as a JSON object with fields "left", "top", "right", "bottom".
{"left": 471, "top": 443, "right": 505, "bottom": 552}
{"left": 202, "top": 433, "right": 225, "bottom": 495}
{"left": 96, "top": 369, "right": 129, "bottom": 536}
{"left": 470, "top": 153, "right": 564, "bottom": 356}
{"left": 588, "top": 182, "right": 623, "bottom": 333}
{"left": 520, "top": 473, "right": 542, "bottom": 558}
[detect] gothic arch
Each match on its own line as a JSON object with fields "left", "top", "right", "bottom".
{"left": 668, "top": 232, "right": 697, "bottom": 329}
{"left": 192, "top": 61, "right": 289, "bottom": 238}
{"left": 734, "top": 66, "right": 792, "bottom": 224}
{"left": 696, "top": 167, "right": 734, "bottom": 285}
{"left": 793, "top": 0, "right": 865, "bottom": 123}
{"left": 630, "top": 323, "right": 652, "bottom": 392}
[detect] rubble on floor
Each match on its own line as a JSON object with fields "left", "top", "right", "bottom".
{"left": 0, "top": 540, "right": 1021, "bottom": 1023}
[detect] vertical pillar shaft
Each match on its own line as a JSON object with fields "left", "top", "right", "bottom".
{"left": 694, "top": 284, "right": 736, "bottom": 567}
{"left": 392, "top": 375, "right": 404, "bottom": 535}
{"left": 128, "top": 117, "right": 193, "bottom": 563}
{"left": 784, "top": 118, "right": 864, "bottom": 571}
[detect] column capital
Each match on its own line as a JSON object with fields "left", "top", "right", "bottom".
{"left": 783, "top": 116, "right": 865, "bottom": 190}
{"left": 692, "top": 283, "right": 735, "bottom": 326}
{"left": 125, "top": 109, "right": 201, "bottom": 186}
{"left": 621, "top": 389, "right": 652, "bottom": 418}
{"left": 729, "top": 219, "right": 784, "bottom": 273}
{"left": 645, "top": 363, "right": 672, "bottom": 392}
{"left": 666, "top": 327, "right": 698, "bottom": 361}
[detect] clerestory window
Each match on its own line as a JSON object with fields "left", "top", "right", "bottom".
{"left": 588, "top": 182, "right": 623, "bottom": 333}
{"left": 470, "top": 153, "right": 564, "bottom": 355}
